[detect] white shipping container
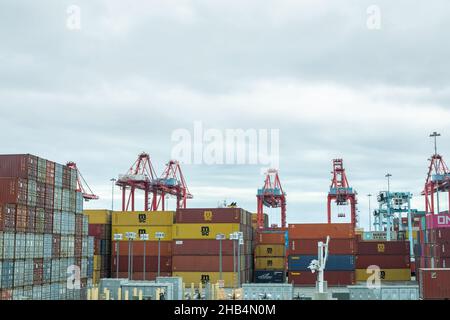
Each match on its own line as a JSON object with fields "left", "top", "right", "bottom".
{"left": 81, "top": 257, "right": 87, "bottom": 278}
{"left": 3, "top": 232, "right": 15, "bottom": 259}
{"left": 52, "top": 259, "right": 60, "bottom": 282}
{"left": 14, "top": 233, "right": 26, "bottom": 259}
{"left": 32, "top": 285, "right": 42, "bottom": 300}
{"left": 42, "top": 283, "right": 51, "bottom": 300}
{"left": 25, "top": 233, "right": 35, "bottom": 259}
{"left": 82, "top": 237, "right": 88, "bottom": 257}
{"left": 53, "top": 211, "right": 61, "bottom": 234}
{"left": 34, "top": 234, "right": 44, "bottom": 258}
{"left": 14, "top": 260, "right": 25, "bottom": 287}
{"left": 88, "top": 237, "right": 94, "bottom": 257}
{"left": 43, "top": 234, "right": 53, "bottom": 258}
{"left": 23, "top": 286, "right": 33, "bottom": 300}
{"left": 82, "top": 216, "right": 89, "bottom": 236}
{"left": 13, "top": 287, "right": 24, "bottom": 300}
{"left": 24, "top": 259, "right": 34, "bottom": 286}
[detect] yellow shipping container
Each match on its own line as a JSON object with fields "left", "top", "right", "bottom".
{"left": 355, "top": 269, "right": 411, "bottom": 281}
{"left": 93, "top": 270, "right": 101, "bottom": 284}
{"left": 173, "top": 272, "right": 238, "bottom": 288}
{"left": 255, "top": 257, "right": 285, "bottom": 270}
{"left": 83, "top": 209, "right": 112, "bottom": 224}
{"left": 172, "top": 223, "right": 241, "bottom": 240}
{"left": 112, "top": 211, "right": 174, "bottom": 226}
{"left": 93, "top": 255, "right": 101, "bottom": 271}
{"left": 112, "top": 226, "right": 173, "bottom": 241}
{"left": 255, "top": 245, "right": 285, "bottom": 257}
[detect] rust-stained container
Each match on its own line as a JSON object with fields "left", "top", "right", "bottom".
{"left": 289, "top": 271, "right": 355, "bottom": 286}
{"left": 355, "top": 255, "right": 410, "bottom": 269}
{"left": 289, "top": 238, "right": 356, "bottom": 255}
{"left": 172, "top": 255, "right": 246, "bottom": 272}
{"left": 288, "top": 223, "right": 355, "bottom": 239}
{"left": 112, "top": 241, "right": 173, "bottom": 256}
{"left": 172, "top": 239, "right": 252, "bottom": 256}
{"left": 419, "top": 268, "right": 450, "bottom": 300}
{"left": 256, "top": 232, "right": 286, "bottom": 244}
{"left": 357, "top": 240, "right": 409, "bottom": 255}
{"left": 0, "top": 177, "right": 28, "bottom": 205}
{"left": 112, "top": 255, "right": 172, "bottom": 272}
{"left": 33, "top": 258, "right": 44, "bottom": 285}
{"left": 0, "top": 154, "right": 38, "bottom": 180}
{"left": 0, "top": 204, "right": 16, "bottom": 231}
{"left": 176, "top": 208, "right": 247, "bottom": 224}
{"left": 15, "top": 204, "right": 28, "bottom": 232}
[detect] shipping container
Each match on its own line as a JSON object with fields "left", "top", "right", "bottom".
{"left": 289, "top": 238, "right": 356, "bottom": 255}
{"left": 255, "top": 244, "right": 286, "bottom": 257}
{"left": 357, "top": 240, "right": 410, "bottom": 255}
{"left": 83, "top": 210, "right": 111, "bottom": 224}
{"left": 112, "top": 226, "right": 173, "bottom": 241}
{"left": 0, "top": 177, "right": 28, "bottom": 205}
{"left": 176, "top": 208, "right": 248, "bottom": 224}
{"left": 255, "top": 231, "right": 286, "bottom": 244}
{"left": 0, "top": 154, "right": 38, "bottom": 180}
{"left": 254, "top": 270, "right": 286, "bottom": 283}
{"left": 172, "top": 255, "right": 247, "bottom": 272}
{"left": 3, "top": 232, "right": 15, "bottom": 259}
{"left": 113, "top": 211, "right": 174, "bottom": 226}
{"left": 0, "top": 204, "right": 16, "bottom": 232}
{"left": 112, "top": 241, "right": 173, "bottom": 257}
{"left": 172, "top": 223, "right": 243, "bottom": 240}
{"left": 419, "top": 268, "right": 450, "bottom": 300}
{"left": 255, "top": 257, "right": 285, "bottom": 270}
{"left": 112, "top": 255, "right": 172, "bottom": 273}
{"left": 288, "top": 223, "right": 355, "bottom": 239}
{"left": 171, "top": 239, "right": 252, "bottom": 256}
{"left": 288, "top": 255, "right": 355, "bottom": 271}
{"left": 355, "top": 268, "right": 411, "bottom": 281}
{"left": 288, "top": 271, "right": 355, "bottom": 286}
{"left": 15, "top": 205, "right": 28, "bottom": 232}
{"left": 355, "top": 255, "right": 410, "bottom": 269}
{"left": 172, "top": 271, "right": 239, "bottom": 287}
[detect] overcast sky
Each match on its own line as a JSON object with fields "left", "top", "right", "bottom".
{"left": 1, "top": 1, "right": 449, "bottom": 228}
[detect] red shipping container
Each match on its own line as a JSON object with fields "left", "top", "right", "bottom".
{"left": 112, "top": 241, "right": 173, "bottom": 257}
{"left": 288, "top": 223, "right": 355, "bottom": 239}
{"left": 172, "top": 255, "right": 244, "bottom": 272}
{"left": 176, "top": 208, "right": 246, "bottom": 224}
{"left": 52, "top": 234, "right": 61, "bottom": 258}
{"left": 15, "top": 204, "right": 27, "bottom": 232}
{"left": 172, "top": 239, "right": 251, "bottom": 256}
{"left": 112, "top": 255, "right": 172, "bottom": 273}
{"left": 289, "top": 239, "right": 356, "bottom": 255}
{"left": 288, "top": 271, "right": 355, "bottom": 286}
{"left": 45, "top": 161, "right": 55, "bottom": 186}
{"left": 0, "top": 204, "right": 16, "bottom": 231}
{"left": 44, "top": 185, "right": 54, "bottom": 209}
{"left": 33, "top": 258, "right": 44, "bottom": 285}
{"left": 355, "top": 255, "right": 410, "bottom": 269}
{"left": 88, "top": 224, "right": 106, "bottom": 239}
{"left": 0, "top": 154, "right": 38, "bottom": 180}
{"left": 0, "top": 177, "right": 28, "bottom": 205}
{"left": 26, "top": 207, "right": 35, "bottom": 233}
{"left": 44, "top": 209, "right": 53, "bottom": 233}
{"left": 256, "top": 232, "right": 285, "bottom": 244}
{"left": 357, "top": 240, "right": 409, "bottom": 255}
{"left": 36, "top": 182, "right": 46, "bottom": 208}
{"left": 435, "top": 228, "right": 450, "bottom": 243}
{"left": 112, "top": 272, "right": 172, "bottom": 280}
{"left": 419, "top": 268, "right": 450, "bottom": 300}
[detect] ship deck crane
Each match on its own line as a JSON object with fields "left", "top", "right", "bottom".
{"left": 256, "top": 169, "right": 287, "bottom": 229}
{"left": 308, "top": 236, "right": 330, "bottom": 298}
{"left": 327, "top": 159, "right": 357, "bottom": 226}
{"left": 151, "top": 160, "right": 193, "bottom": 210}
{"left": 66, "top": 162, "right": 99, "bottom": 201}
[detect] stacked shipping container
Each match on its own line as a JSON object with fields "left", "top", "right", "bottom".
{"left": 172, "top": 208, "right": 253, "bottom": 288}
{"left": 111, "top": 211, "right": 174, "bottom": 280}
{"left": 419, "top": 268, "right": 450, "bottom": 300}
{"left": 83, "top": 210, "right": 112, "bottom": 284}
{"left": 287, "top": 223, "right": 356, "bottom": 286}
{"left": 254, "top": 230, "right": 287, "bottom": 283}
{"left": 0, "top": 154, "right": 94, "bottom": 300}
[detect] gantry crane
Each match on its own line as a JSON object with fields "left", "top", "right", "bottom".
{"left": 422, "top": 133, "right": 450, "bottom": 216}
{"left": 327, "top": 159, "right": 357, "bottom": 226}
{"left": 116, "top": 152, "right": 157, "bottom": 211}
{"left": 66, "top": 162, "right": 99, "bottom": 201}
{"left": 256, "top": 169, "right": 287, "bottom": 229}
{"left": 151, "top": 160, "right": 193, "bottom": 210}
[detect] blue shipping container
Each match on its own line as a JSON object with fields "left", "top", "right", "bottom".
{"left": 254, "top": 270, "right": 286, "bottom": 283}
{"left": 288, "top": 255, "right": 355, "bottom": 271}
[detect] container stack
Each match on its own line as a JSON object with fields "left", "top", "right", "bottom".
{"left": 287, "top": 223, "right": 356, "bottom": 286}
{"left": 254, "top": 230, "right": 287, "bottom": 283}
{"left": 0, "top": 154, "right": 94, "bottom": 300}
{"left": 419, "top": 268, "right": 450, "bottom": 300}
{"left": 111, "top": 211, "right": 174, "bottom": 280}
{"left": 416, "top": 214, "right": 450, "bottom": 276}
{"left": 172, "top": 208, "right": 253, "bottom": 288}
{"left": 83, "top": 210, "right": 112, "bottom": 285}
{"left": 251, "top": 213, "right": 269, "bottom": 230}
{"left": 355, "top": 240, "right": 411, "bottom": 282}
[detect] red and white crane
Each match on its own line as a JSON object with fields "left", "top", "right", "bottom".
{"left": 327, "top": 159, "right": 357, "bottom": 226}
{"left": 66, "top": 161, "right": 99, "bottom": 201}
{"left": 256, "top": 169, "right": 287, "bottom": 229}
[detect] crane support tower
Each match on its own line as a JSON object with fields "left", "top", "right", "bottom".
{"left": 116, "top": 152, "right": 157, "bottom": 211}
{"left": 327, "top": 159, "right": 357, "bottom": 226}
{"left": 66, "top": 162, "right": 99, "bottom": 201}
{"left": 256, "top": 169, "right": 287, "bottom": 229}
{"left": 422, "top": 155, "right": 450, "bottom": 215}
{"left": 152, "top": 160, "right": 193, "bottom": 211}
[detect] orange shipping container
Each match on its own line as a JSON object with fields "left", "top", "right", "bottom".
{"left": 256, "top": 232, "right": 286, "bottom": 244}
{"left": 288, "top": 223, "right": 355, "bottom": 239}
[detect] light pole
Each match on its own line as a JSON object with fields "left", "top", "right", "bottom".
{"left": 237, "top": 232, "right": 244, "bottom": 287}
{"left": 113, "top": 233, "right": 123, "bottom": 279}
{"left": 140, "top": 233, "right": 149, "bottom": 281}
{"left": 216, "top": 233, "right": 225, "bottom": 285}
{"left": 430, "top": 132, "right": 441, "bottom": 214}
{"left": 155, "top": 232, "right": 165, "bottom": 277}
{"left": 385, "top": 174, "right": 392, "bottom": 241}
{"left": 230, "top": 233, "right": 238, "bottom": 288}
{"left": 126, "top": 232, "right": 136, "bottom": 280}
{"left": 367, "top": 194, "right": 372, "bottom": 232}
{"left": 110, "top": 178, "right": 116, "bottom": 211}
